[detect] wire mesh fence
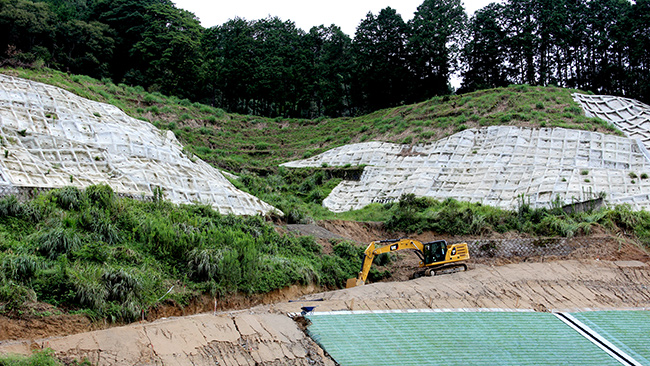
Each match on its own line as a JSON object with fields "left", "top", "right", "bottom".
{"left": 466, "top": 237, "right": 613, "bottom": 259}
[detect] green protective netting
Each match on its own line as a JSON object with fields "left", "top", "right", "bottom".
{"left": 571, "top": 310, "right": 650, "bottom": 365}
{"left": 306, "top": 311, "right": 621, "bottom": 366}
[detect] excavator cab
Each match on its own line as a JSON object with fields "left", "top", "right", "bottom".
{"left": 423, "top": 240, "right": 447, "bottom": 264}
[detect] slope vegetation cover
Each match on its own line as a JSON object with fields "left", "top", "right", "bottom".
{"left": 1, "top": 68, "right": 618, "bottom": 173}
{"left": 0, "top": 186, "right": 366, "bottom": 324}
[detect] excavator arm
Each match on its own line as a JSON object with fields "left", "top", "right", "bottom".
{"left": 346, "top": 238, "right": 424, "bottom": 288}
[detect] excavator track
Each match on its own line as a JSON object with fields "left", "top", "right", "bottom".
{"left": 412, "top": 263, "right": 468, "bottom": 279}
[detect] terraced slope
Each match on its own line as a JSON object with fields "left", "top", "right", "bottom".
{"left": 574, "top": 93, "right": 650, "bottom": 150}
{"left": 284, "top": 125, "right": 650, "bottom": 211}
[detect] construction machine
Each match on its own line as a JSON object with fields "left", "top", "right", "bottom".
{"left": 346, "top": 238, "right": 470, "bottom": 288}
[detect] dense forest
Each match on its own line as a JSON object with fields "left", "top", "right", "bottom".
{"left": 0, "top": 0, "right": 648, "bottom": 118}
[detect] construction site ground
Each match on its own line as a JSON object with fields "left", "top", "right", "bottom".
{"left": 1, "top": 221, "right": 649, "bottom": 365}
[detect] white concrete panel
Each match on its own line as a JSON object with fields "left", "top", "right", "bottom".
{"left": 0, "top": 74, "right": 277, "bottom": 216}
{"left": 283, "top": 126, "right": 650, "bottom": 212}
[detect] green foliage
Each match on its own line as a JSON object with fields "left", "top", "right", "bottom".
{"left": 332, "top": 241, "right": 363, "bottom": 262}
{"left": 2, "top": 254, "right": 41, "bottom": 282}
{"left": 0, "top": 349, "right": 69, "bottom": 366}
{"left": 0, "top": 195, "right": 40, "bottom": 221}
{"left": 37, "top": 227, "right": 83, "bottom": 260}
{"left": 85, "top": 184, "right": 114, "bottom": 209}
{"left": 51, "top": 186, "right": 85, "bottom": 210}
{"left": 0, "top": 281, "right": 37, "bottom": 313}
{"left": 231, "top": 167, "right": 351, "bottom": 222}
{"left": 382, "top": 193, "right": 650, "bottom": 240}
{"left": 4, "top": 68, "right": 625, "bottom": 174}
{"left": 0, "top": 185, "right": 367, "bottom": 321}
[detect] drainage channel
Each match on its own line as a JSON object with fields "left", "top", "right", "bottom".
{"left": 554, "top": 312, "right": 644, "bottom": 366}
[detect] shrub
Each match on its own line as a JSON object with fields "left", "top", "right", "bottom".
{"left": 0, "top": 195, "right": 22, "bottom": 217}
{"left": 136, "top": 216, "right": 184, "bottom": 259}
{"left": 102, "top": 268, "right": 141, "bottom": 302}
{"left": 332, "top": 241, "right": 363, "bottom": 262}
{"left": 69, "top": 265, "right": 107, "bottom": 309}
{"left": 216, "top": 247, "right": 242, "bottom": 292}
{"left": 73, "top": 242, "right": 109, "bottom": 263}
{"left": 0, "top": 281, "right": 37, "bottom": 312}
{"left": 52, "top": 186, "right": 86, "bottom": 210}
{"left": 2, "top": 255, "right": 40, "bottom": 282}
{"left": 79, "top": 207, "right": 121, "bottom": 244}
{"left": 319, "top": 255, "right": 356, "bottom": 288}
{"left": 297, "top": 235, "right": 322, "bottom": 255}
{"left": 37, "top": 227, "right": 84, "bottom": 260}
{"left": 187, "top": 248, "right": 226, "bottom": 281}
{"left": 86, "top": 184, "right": 115, "bottom": 209}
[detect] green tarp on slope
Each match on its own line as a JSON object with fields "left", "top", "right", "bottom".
{"left": 571, "top": 311, "right": 650, "bottom": 365}
{"left": 307, "top": 310, "right": 636, "bottom": 366}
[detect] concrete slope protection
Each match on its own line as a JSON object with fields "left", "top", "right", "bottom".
{"left": 573, "top": 93, "right": 650, "bottom": 153}
{"left": 0, "top": 74, "right": 277, "bottom": 215}
{"left": 283, "top": 126, "right": 650, "bottom": 212}
{"left": 0, "top": 313, "right": 334, "bottom": 366}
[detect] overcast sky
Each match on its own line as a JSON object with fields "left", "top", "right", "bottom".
{"left": 172, "top": 0, "right": 499, "bottom": 37}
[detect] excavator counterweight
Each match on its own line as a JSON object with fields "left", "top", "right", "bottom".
{"left": 346, "top": 238, "right": 470, "bottom": 288}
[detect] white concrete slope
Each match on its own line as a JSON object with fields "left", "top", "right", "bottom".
{"left": 574, "top": 93, "right": 650, "bottom": 153}
{"left": 283, "top": 126, "right": 650, "bottom": 212}
{"left": 0, "top": 74, "right": 277, "bottom": 216}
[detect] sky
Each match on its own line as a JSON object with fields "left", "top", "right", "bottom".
{"left": 172, "top": 0, "right": 499, "bottom": 37}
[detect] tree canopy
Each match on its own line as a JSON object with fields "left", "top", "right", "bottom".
{"left": 0, "top": 0, "right": 648, "bottom": 117}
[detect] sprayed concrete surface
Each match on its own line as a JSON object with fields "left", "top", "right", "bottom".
{"left": 281, "top": 260, "right": 650, "bottom": 313}
{"left": 574, "top": 93, "right": 650, "bottom": 152}
{"left": 1, "top": 260, "right": 649, "bottom": 365}
{"left": 0, "top": 74, "right": 276, "bottom": 215}
{"left": 283, "top": 126, "right": 650, "bottom": 212}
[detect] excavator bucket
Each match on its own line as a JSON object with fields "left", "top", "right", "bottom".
{"left": 346, "top": 277, "right": 364, "bottom": 288}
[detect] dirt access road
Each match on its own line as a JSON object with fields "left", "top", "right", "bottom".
{"left": 1, "top": 222, "right": 650, "bottom": 365}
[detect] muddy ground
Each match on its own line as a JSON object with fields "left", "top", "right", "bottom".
{"left": 1, "top": 221, "right": 649, "bottom": 365}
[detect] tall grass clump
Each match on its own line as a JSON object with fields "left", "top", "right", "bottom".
{"left": 37, "top": 227, "right": 83, "bottom": 260}
{"left": 52, "top": 186, "right": 86, "bottom": 210}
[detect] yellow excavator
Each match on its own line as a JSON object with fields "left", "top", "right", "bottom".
{"left": 346, "top": 238, "right": 470, "bottom": 288}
